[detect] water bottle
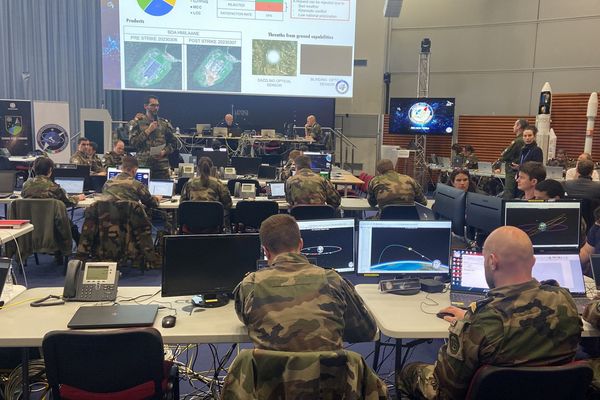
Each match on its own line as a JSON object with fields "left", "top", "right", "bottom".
{"left": 175, "top": 127, "right": 180, "bottom": 136}
{"left": 3, "top": 262, "right": 15, "bottom": 297}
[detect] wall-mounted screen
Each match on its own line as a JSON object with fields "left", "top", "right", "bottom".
{"left": 389, "top": 98, "right": 455, "bottom": 135}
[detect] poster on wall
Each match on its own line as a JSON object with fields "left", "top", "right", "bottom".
{"left": 0, "top": 99, "right": 34, "bottom": 156}
{"left": 33, "top": 101, "right": 71, "bottom": 163}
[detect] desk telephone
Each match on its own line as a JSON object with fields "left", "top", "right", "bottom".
{"left": 63, "top": 260, "right": 119, "bottom": 302}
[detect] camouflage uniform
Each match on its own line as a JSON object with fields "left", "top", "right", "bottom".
{"left": 397, "top": 279, "right": 582, "bottom": 400}
{"left": 496, "top": 133, "right": 524, "bottom": 199}
{"left": 280, "top": 159, "right": 295, "bottom": 182}
{"left": 129, "top": 116, "right": 176, "bottom": 179}
{"left": 102, "top": 151, "right": 128, "bottom": 168}
{"left": 101, "top": 171, "right": 159, "bottom": 210}
{"left": 464, "top": 154, "right": 478, "bottom": 169}
{"left": 21, "top": 175, "right": 80, "bottom": 207}
{"left": 70, "top": 150, "right": 90, "bottom": 166}
{"left": 581, "top": 302, "right": 600, "bottom": 394}
{"left": 307, "top": 123, "right": 323, "bottom": 142}
{"left": 234, "top": 252, "right": 377, "bottom": 352}
{"left": 367, "top": 170, "right": 427, "bottom": 208}
{"left": 89, "top": 154, "right": 105, "bottom": 174}
{"left": 285, "top": 168, "right": 341, "bottom": 208}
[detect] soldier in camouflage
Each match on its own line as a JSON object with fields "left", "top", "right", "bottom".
{"left": 70, "top": 137, "right": 92, "bottom": 167}
{"left": 397, "top": 226, "right": 582, "bottom": 400}
{"left": 102, "top": 156, "right": 159, "bottom": 210}
{"left": 582, "top": 303, "right": 600, "bottom": 395}
{"left": 285, "top": 155, "right": 341, "bottom": 208}
{"left": 129, "top": 95, "right": 177, "bottom": 180}
{"left": 103, "top": 140, "right": 129, "bottom": 168}
{"left": 495, "top": 119, "right": 527, "bottom": 199}
{"left": 367, "top": 158, "right": 427, "bottom": 208}
{"left": 87, "top": 141, "right": 106, "bottom": 175}
{"left": 234, "top": 214, "right": 377, "bottom": 352}
{"left": 280, "top": 149, "right": 302, "bottom": 181}
{"left": 304, "top": 114, "right": 322, "bottom": 142}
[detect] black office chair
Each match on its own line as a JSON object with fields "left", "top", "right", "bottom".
{"left": 465, "top": 362, "right": 593, "bottom": 400}
{"left": 380, "top": 204, "right": 420, "bottom": 220}
{"left": 289, "top": 204, "right": 336, "bottom": 220}
{"left": 43, "top": 328, "right": 179, "bottom": 400}
{"left": 178, "top": 201, "right": 224, "bottom": 234}
{"left": 227, "top": 179, "right": 261, "bottom": 197}
{"left": 234, "top": 200, "right": 279, "bottom": 232}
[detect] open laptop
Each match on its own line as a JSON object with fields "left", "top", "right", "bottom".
{"left": 258, "top": 165, "right": 278, "bottom": 180}
{"left": 67, "top": 304, "right": 159, "bottom": 329}
{"left": 55, "top": 177, "right": 85, "bottom": 194}
{"left": 213, "top": 127, "right": 228, "bottom": 137}
{"left": 196, "top": 123, "right": 210, "bottom": 135}
{"left": 0, "top": 170, "right": 16, "bottom": 198}
{"left": 266, "top": 181, "right": 286, "bottom": 200}
{"left": 546, "top": 166, "right": 564, "bottom": 180}
{"left": 439, "top": 157, "right": 451, "bottom": 168}
{"left": 451, "top": 156, "right": 464, "bottom": 168}
{"left": 149, "top": 180, "right": 174, "bottom": 199}
{"left": 477, "top": 161, "right": 493, "bottom": 174}
{"left": 261, "top": 129, "right": 276, "bottom": 138}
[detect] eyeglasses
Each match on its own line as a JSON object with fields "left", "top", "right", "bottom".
{"left": 147, "top": 103, "right": 160, "bottom": 108}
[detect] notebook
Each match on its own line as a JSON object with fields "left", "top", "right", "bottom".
{"left": 67, "top": 304, "right": 159, "bottom": 329}
{"left": 55, "top": 177, "right": 85, "bottom": 194}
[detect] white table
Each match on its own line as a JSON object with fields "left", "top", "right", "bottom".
{"left": 0, "top": 284, "right": 26, "bottom": 305}
{"left": 0, "top": 223, "right": 34, "bottom": 245}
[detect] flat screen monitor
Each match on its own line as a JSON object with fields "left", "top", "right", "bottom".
{"left": 357, "top": 220, "right": 451, "bottom": 276}
{"left": 465, "top": 192, "right": 504, "bottom": 234}
{"left": 0, "top": 170, "right": 16, "bottom": 193}
{"left": 231, "top": 157, "right": 262, "bottom": 176}
{"left": 53, "top": 164, "right": 90, "bottom": 179}
{"left": 107, "top": 167, "right": 151, "bottom": 186}
{"left": 303, "top": 152, "right": 332, "bottom": 171}
{"left": 504, "top": 201, "right": 580, "bottom": 249}
{"left": 389, "top": 98, "right": 455, "bottom": 135}
{"left": 54, "top": 177, "right": 85, "bottom": 195}
{"left": 162, "top": 234, "right": 261, "bottom": 297}
{"left": 433, "top": 183, "right": 466, "bottom": 236}
{"left": 148, "top": 180, "right": 174, "bottom": 197}
{"left": 194, "top": 149, "right": 228, "bottom": 168}
{"left": 297, "top": 219, "right": 355, "bottom": 273}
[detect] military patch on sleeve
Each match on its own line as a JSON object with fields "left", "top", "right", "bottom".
{"left": 446, "top": 320, "right": 466, "bottom": 361}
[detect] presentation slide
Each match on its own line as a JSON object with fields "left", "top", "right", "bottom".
{"left": 101, "top": 0, "right": 357, "bottom": 97}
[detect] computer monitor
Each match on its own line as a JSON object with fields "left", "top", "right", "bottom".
{"left": 193, "top": 149, "right": 228, "bottom": 168}
{"left": 465, "top": 192, "right": 504, "bottom": 234}
{"left": 213, "top": 127, "right": 228, "bottom": 137}
{"left": 231, "top": 157, "right": 262, "bottom": 176}
{"left": 195, "top": 123, "right": 211, "bottom": 134}
{"left": 258, "top": 165, "right": 277, "bottom": 180}
{"left": 433, "top": 183, "right": 466, "bottom": 236}
{"left": 53, "top": 164, "right": 92, "bottom": 191}
{"left": 357, "top": 220, "right": 451, "bottom": 276}
{"left": 148, "top": 180, "right": 174, "bottom": 197}
{"left": 107, "top": 167, "right": 151, "bottom": 186}
{"left": 297, "top": 219, "right": 355, "bottom": 274}
{"left": 266, "top": 181, "right": 285, "bottom": 199}
{"left": 54, "top": 177, "right": 85, "bottom": 194}
{"left": 162, "top": 234, "right": 261, "bottom": 305}
{"left": 504, "top": 201, "right": 580, "bottom": 249}
{"left": 0, "top": 170, "right": 16, "bottom": 193}
{"left": 303, "top": 152, "right": 332, "bottom": 172}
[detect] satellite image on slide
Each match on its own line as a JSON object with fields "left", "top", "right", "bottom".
{"left": 125, "top": 43, "right": 182, "bottom": 89}
{"left": 188, "top": 46, "right": 241, "bottom": 92}
{"left": 252, "top": 40, "right": 297, "bottom": 76}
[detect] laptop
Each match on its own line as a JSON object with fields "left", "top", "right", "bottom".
{"left": 477, "top": 161, "right": 493, "bottom": 174}
{"left": 266, "top": 181, "right": 286, "bottom": 200}
{"left": 108, "top": 167, "right": 151, "bottom": 186}
{"left": 67, "top": 304, "right": 159, "bottom": 329}
{"left": 439, "top": 157, "right": 451, "bottom": 168}
{"left": 261, "top": 129, "right": 276, "bottom": 138}
{"left": 546, "top": 166, "right": 564, "bottom": 180}
{"left": 258, "top": 165, "right": 278, "bottom": 180}
{"left": 0, "top": 170, "right": 16, "bottom": 198}
{"left": 149, "top": 180, "right": 174, "bottom": 198}
{"left": 55, "top": 177, "right": 85, "bottom": 194}
{"left": 213, "top": 127, "right": 228, "bottom": 137}
{"left": 195, "top": 123, "right": 211, "bottom": 135}
{"left": 451, "top": 156, "right": 463, "bottom": 168}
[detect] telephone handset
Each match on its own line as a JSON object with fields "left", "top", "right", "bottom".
{"left": 63, "top": 260, "right": 119, "bottom": 302}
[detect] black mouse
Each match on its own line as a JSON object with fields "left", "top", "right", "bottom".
{"left": 436, "top": 311, "right": 454, "bottom": 319}
{"left": 162, "top": 315, "right": 176, "bottom": 328}
{"left": 170, "top": 198, "right": 177, "bottom": 203}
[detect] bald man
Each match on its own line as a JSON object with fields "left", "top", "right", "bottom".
{"left": 217, "top": 113, "right": 240, "bottom": 134}
{"left": 397, "top": 226, "right": 582, "bottom": 400}
{"left": 565, "top": 152, "right": 600, "bottom": 181}
{"left": 304, "top": 114, "right": 322, "bottom": 142}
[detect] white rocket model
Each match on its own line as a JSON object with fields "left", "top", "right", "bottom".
{"left": 535, "top": 82, "right": 553, "bottom": 163}
{"left": 585, "top": 92, "right": 598, "bottom": 154}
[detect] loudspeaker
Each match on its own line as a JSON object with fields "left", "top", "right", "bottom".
{"left": 383, "top": 0, "right": 403, "bottom": 17}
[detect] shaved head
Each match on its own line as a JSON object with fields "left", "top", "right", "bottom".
{"left": 482, "top": 226, "right": 535, "bottom": 289}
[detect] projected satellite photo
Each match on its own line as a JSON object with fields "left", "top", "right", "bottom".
{"left": 300, "top": 226, "right": 353, "bottom": 271}
{"left": 187, "top": 46, "right": 241, "bottom": 92}
{"left": 252, "top": 39, "right": 297, "bottom": 76}
{"left": 125, "top": 43, "right": 182, "bottom": 89}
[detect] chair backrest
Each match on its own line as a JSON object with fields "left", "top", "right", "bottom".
{"left": 234, "top": 200, "right": 279, "bottom": 231}
{"left": 465, "top": 362, "right": 593, "bottom": 400}
{"left": 227, "top": 179, "right": 261, "bottom": 196}
{"left": 43, "top": 328, "right": 166, "bottom": 400}
{"left": 222, "top": 348, "right": 387, "bottom": 399}
{"left": 380, "top": 203, "right": 420, "bottom": 220}
{"left": 289, "top": 204, "right": 336, "bottom": 221}
{"left": 178, "top": 200, "right": 224, "bottom": 234}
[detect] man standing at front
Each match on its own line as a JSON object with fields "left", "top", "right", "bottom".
{"left": 397, "top": 226, "right": 582, "bottom": 399}
{"left": 129, "top": 95, "right": 177, "bottom": 179}
{"left": 496, "top": 119, "right": 528, "bottom": 199}
{"left": 234, "top": 214, "right": 377, "bottom": 351}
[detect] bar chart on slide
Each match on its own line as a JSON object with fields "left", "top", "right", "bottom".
{"left": 218, "top": 0, "right": 284, "bottom": 21}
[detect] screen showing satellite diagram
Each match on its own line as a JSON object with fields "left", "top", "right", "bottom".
{"left": 298, "top": 219, "right": 354, "bottom": 273}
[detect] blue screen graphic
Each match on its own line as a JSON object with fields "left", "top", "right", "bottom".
{"left": 389, "top": 98, "right": 455, "bottom": 135}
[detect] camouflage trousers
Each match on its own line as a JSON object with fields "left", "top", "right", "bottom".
{"left": 396, "top": 362, "right": 438, "bottom": 400}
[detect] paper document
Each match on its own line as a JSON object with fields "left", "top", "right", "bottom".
{"left": 150, "top": 145, "right": 165, "bottom": 156}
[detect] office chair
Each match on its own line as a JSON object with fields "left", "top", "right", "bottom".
{"left": 233, "top": 200, "right": 279, "bottom": 232}
{"left": 43, "top": 328, "right": 179, "bottom": 400}
{"left": 465, "top": 362, "right": 593, "bottom": 400}
{"left": 178, "top": 201, "right": 224, "bottom": 234}
{"left": 380, "top": 204, "right": 420, "bottom": 220}
{"left": 289, "top": 204, "right": 336, "bottom": 220}
{"left": 226, "top": 179, "right": 261, "bottom": 197}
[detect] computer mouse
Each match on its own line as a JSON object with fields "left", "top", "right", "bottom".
{"left": 9, "top": 194, "right": 18, "bottom": 199}
{"left": 161, "top": 315, "right": 176, "bottom": 328}
{"left": 170, "top": 198, "right": 178, "bottom": 203}
{"left": 436, "top": 311, "right": 455, "bottom": 319}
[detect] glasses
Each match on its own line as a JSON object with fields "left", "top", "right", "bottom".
{"left": 147, "top": 103, "right": 160, "bottom": 108}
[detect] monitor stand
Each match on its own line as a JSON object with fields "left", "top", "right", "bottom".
{"left": 191, "top": 293, "right": 229, "bottom": 308}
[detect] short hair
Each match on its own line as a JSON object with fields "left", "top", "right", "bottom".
{"left": 33, "top": 156, "right": 54, "bottom": 176}
{"left": 294, "top": 155, "right": 311, "bottom": 170}
{"left": 121, "top": 156, "right": 138, "bottom": 171}
{"left": 516, "top": 119, "right": 529, "bottom": 130}
{"left": 577, "top": 159, "right": 594, "bottom": 177}
{"left": 376, "top": 159, "right": 394, "bottom": 174}
{"left": 579, "top": 153, "right": 593, "bottom": 162}
{"left": 89, "top": 141, "right": 98, "bottom": 151}
{"left": 534, "top": 179, "right": 565, "bottom": 199}
{"left": 288, "top": 150, "right": 302, "bottom": 161}
{"left": 260, "top": 214, "right": 301, "bottom": 254}
{"left": 145, "top": 95, "right": 159, "bottom": 105}
{"left": 520, "top": 161, "right": 546, "bottom": 182}
{"left": 78, "top": 137, "right": 89, "bottom": 144}
{"left": 523, "top": 126, "right": 538, "bottom": 135}
{"left": 114, "top": 140, "right": 124, "bottom": 148}
{"left": 450, "top": 168, "right": 471, "bottom": 183}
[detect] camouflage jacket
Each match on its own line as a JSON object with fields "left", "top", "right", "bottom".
{"left": 70, "top": 150, "right": 90, "bottom": 166}
{"left": 464, "top": 154, "right": 478, "bottom": 169}
{"left": 222, "top": 348, "right": 388, "bottom": 400}
{"left": 367, "top": 170, "right": 427, "bottom": 207}
{"left": 21, "top": 175, "right": 79, "bottom": 207}
{"left": 434, "top": 279, "right": 581, "bottom": 399}
{"left": 280, "top": 159, "right": 295, "bottom": 182}
{"left": 102, "top": 172, "right": 158, "bottom": 209}
{"left": 102, "top": 151, "right": 128, "bottom": 168}
{"left": 582, "top": 302, "right": 600, "bottom": 392}
{"left": 90, "top": 154, "right": 105, "bottom": 174}
{"left": 308, "top": 123, "right": 323, "bottom": 142}
{"left": 499, "top": 133, "right": 525, "bottom": 164}
{"left": 180, "top": 176, "right": 232, "bottom": 210}
{"left": 129, "top": 116, "right": 176, "bottom": 169}
{"left": 285, "top": 168, "right": 341, "bottom": 208}
{"left": 234, "top": 252, "right": 377, "bottom": 352}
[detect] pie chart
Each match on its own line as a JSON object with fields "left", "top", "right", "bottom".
{"left": 138, "top": 0, "right": 176, "bottom": 16}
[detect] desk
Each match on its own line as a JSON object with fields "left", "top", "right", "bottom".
{"left": 0, "top": 284, "right": 26, "bottom": 304}
{"left": 330, "top": 167, "right": 364, "bottom": 196}
{"left": 0, "top": 223, "right": 34, "bottom": 245}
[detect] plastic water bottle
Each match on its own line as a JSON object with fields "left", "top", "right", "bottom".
{"left": 175, "top": 127, "right": 180, "bottom": 136}
{"left": 3, "top": 264, "right": 14, "bottom": 297}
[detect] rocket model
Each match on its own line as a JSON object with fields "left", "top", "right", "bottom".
{"left": 535, "top": 82, "right": 553, "bottom": 163}
{"left": 585, "top": 92, "right": 598, "bottom": 154}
